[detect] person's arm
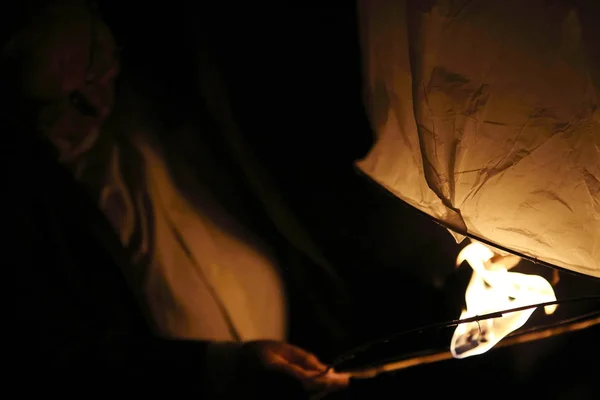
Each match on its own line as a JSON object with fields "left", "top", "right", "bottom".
{"left": 5, "top": 139, "right": 346, "bottom": 398}
{"left": 4, "top": 145, "right": 217, "bottom": 395}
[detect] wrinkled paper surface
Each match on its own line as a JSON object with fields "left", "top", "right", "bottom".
{"left": 357, "top": 0, "right": 600, "bottom": 277}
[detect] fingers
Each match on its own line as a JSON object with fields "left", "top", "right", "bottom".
{"left": 269, "top": 351, "right": 323, "bottom": 381}
{"left": 269, "top": 352, "right": 350, "bottom": 394}
{"left": 249, "top": 341, "right": 350, "bottom": 396}
{"left": 279, "top": 343, "right": 329, "bottom": 372}
{"left": 309, "top": 368, "right": 350, "bottom": 393}
{"left": 321, "top": 368, "right": 351, "bottom": 388}
{"left": 277, "top": 345, "right": 349, "bottom": 391}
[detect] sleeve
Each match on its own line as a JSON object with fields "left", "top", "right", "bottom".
{"left": 2, "top": 148, "right": 246, "bottom": 397}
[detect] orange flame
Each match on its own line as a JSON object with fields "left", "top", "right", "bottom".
{"left": 450, "top": 241, "right": 557, "bottom": 359}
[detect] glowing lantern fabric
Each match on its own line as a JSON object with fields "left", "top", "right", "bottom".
{"left": 356, "top": 0, "right": 600, "bottom": 277}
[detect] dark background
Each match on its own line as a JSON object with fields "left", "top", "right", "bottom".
{"left": 100, "top": 3, "right": 599, "bottom": 398}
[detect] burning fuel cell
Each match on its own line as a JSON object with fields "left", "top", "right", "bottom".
{"left": 451, "top": 242, "right": 557, "bottom": 359}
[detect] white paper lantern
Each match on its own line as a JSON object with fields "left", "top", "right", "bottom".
{"left": 357, "top": 0, "right": 600, "bottom": 277}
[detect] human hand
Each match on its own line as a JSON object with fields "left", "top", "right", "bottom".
{"left": 238, "top": 340, "right": 350, "bottom": 399}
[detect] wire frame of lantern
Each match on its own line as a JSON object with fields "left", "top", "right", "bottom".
{"left": 329, "top": 297, "right": 600, "bottom": 378}
{"left": 330, "top": 295, "right": 600, "bottom": 379}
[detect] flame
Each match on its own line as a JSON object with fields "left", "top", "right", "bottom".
{"left": 450, "top": 241, "right": 557, "bottom": 359}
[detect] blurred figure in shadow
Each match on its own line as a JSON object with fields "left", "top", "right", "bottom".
{"left": 3, "top": 1, "right": 349, "bottom": 397}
